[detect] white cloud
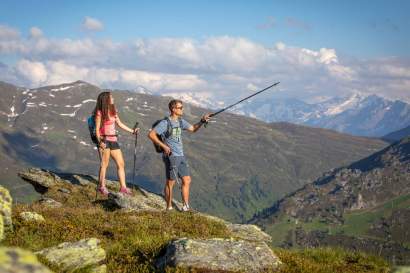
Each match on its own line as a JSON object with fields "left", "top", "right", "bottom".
{"left": 318, "top": 48, "right": 338, "bottom": 64}
{"left": 0, "top": 25, "right": 20, "bottom": 40}
{"left": 247, "top": 83, "right": 258, "bottom": 92}
{"left": 30, "top": 27, "right": 43, "bottom": 39}
{"left": 46, "top": 61, "right": 89, "bottom": 84}
{"left": 275, "top": 42, "right": 286, "bottom": 51}
{"left": 16, "top": 59, "right": 48, "bottom": 86}
{"left": 83, "top": 17, "right": 104, "bottom": 31}
{"left": 0, "top": 27, "right": 409, "bottom": 103}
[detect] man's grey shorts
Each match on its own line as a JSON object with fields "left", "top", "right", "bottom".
{"left": 162, "top": 155, "right": 190, "bottom": 180}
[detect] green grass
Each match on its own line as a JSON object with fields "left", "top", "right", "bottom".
{"left": 3, "top": 204, "right": 231, "bottom": 272}
{"left": 266, "top": 216, "right": 330, "bottom": 246}
{"left": 334, "top": 193, "right": 410, "bottom": 238}
{"left": 276, "top": 247, "right": 389, "bottom": 273}
{"left": 1, "top": 183, "right": 391, "bottom": 272}
{"left": 267, "top": 194, "right": 410, "bottom": 246}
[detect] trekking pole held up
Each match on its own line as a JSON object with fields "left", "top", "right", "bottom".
{"left": 205, "top": 82, "right": 280, "bottom": 126}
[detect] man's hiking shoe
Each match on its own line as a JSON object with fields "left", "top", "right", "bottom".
{"left": 119, "top": 187, "right": 132, "bottom": 195}
{"left": 98, "top": 186, "right": 109, "bottom": 196}
{"left": 181, "top": 204, "right": 191, "bottom": 212}
{"left": 166, "top": 207, "right": 174, "bottom": 211}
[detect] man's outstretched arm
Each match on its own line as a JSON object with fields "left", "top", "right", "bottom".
{"left": 187, "top": 113, "right": 211, "bottom": 133}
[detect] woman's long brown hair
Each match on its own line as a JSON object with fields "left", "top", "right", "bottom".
{"left": 93, "top": 92, "right": 116, "bottom": 121}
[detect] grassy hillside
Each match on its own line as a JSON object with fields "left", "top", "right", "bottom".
{"left": 1, "top": 181, "right": 389, "bottom": 273}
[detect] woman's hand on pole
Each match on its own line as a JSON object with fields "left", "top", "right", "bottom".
{"left": 99, "top": 140, "right": 106, "bottom": 149}
{"left": 133, "top": 127, "right": 140, "bottom": 135}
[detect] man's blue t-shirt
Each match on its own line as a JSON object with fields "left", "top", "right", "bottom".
{"left": 154, "top": 117, "right": 192, "bottom": 156}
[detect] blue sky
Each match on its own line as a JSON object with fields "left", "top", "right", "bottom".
{"left": 0, "top": 0, "right": 409, "bottom": 102}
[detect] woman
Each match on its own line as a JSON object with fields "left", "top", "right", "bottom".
{"left": 94, "top": 91, "right": 138, "bottom": 195}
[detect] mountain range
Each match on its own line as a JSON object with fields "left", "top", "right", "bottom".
{"left": 176, "top": 91, "right": 410, "bottom": 137}
{"left": 0, "top": 80, "right": 387, "bottom": 223}
{"left": 249, "top": 136, "right": 410, "bottom": 264}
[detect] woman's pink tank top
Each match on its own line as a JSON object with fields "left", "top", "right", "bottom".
{"left": 96, "top": 110, "right": 118, "bottom": 142}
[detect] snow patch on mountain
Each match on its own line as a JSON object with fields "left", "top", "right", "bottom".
{"left": 51, "top": 86, "right": 73, "bottom": 92}
{"left": 161, "top": 92, "right": 222, "bottom": 110}
{"left": 324, "top": 93, "right": 368, "bottom": 116}
{"left": 82, "top": 99, "right": 96, "bottom": 103}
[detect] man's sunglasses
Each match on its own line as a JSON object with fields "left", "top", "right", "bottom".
{"left": 174, "top": 106, "right": 183, "bottom": 110}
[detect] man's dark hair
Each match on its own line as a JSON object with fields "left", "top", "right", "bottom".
{"left": 168, "top": 99, "right": 183, "bottom": 111}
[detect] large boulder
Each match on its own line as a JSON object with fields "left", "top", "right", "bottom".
{"left": 0, "top": 247, "right": 53, "bottom": 273}
{"left": 36, "top": 238, "right": 106, "bottom": 273}
{"left": 227, "top": 223, "right": 272, "bottom": 243}
{"left": 18, "top": 168, "right": 66, "bottom": 192}
{"left": 109, "top": 188, "right": 183, "bottom": 212}
{"left": 0, "top": 185, "right": 12, "bottom": 233}
{"left": 195, "top": 213, "right": 272, "bottom": 243}
{"left": 156, "top": 238, "right": 281, "bottom": 272}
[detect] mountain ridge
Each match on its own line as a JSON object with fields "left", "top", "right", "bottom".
{"left": 0, "top": 80, "right": 387, "bottom": 223}
{"left": 249, "top": 136, "right": 410, "bottom": 264}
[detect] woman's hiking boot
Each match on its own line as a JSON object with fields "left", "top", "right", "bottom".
{"left": 98, "top": 186, "right": 109, "bottom": 196}
{"left": 119, "top": 187, "right": 132, "bottom": 195}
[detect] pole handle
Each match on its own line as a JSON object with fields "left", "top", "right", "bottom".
{"left": 133, "top": 121, "right": 139, "bottom": 130}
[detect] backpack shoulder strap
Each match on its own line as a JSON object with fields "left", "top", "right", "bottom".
{"left": 163, "top": 117, "right": 172, "bottom": 139}
{"left": 178, "top": 118, "right": 183, "bottom": 129}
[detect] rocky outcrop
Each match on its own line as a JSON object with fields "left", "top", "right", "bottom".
{"left": 0, "top": 247, "right": 54, "bottom": 273}
{"left": 19, "top": 168, "right": 169, "bottom": 212}
{"left": 19, "top": 168, "right": 281, "bottom": 272}
{"left": 36, "top": 238, "right": 106, "bottom": 273}
{"left": 0, "top": 185, "right": 12, "bottom": 233}
{"left": 20, "top": 212, "right": 45, "bottom": 223}
{"left": 227, "top": 223, "right": 272, "bottom": 243}
{"left": 156, "top": 238, "right": 281, "bottom": 272}
{"left": 109, "top": 189, "right": 183, "bottom": 212}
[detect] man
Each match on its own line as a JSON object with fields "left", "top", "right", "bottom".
{"left": 148, "top": 99, "right": 211, "bottom": 211}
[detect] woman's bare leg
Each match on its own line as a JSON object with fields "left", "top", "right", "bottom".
{"left": 110, "top": 149, "right": 127, "bottom": 188}
{"left": 98, "top": 147, "right": 111, "bottom": 188}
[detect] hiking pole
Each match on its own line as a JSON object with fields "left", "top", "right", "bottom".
{"left": 132, "top": 121, "right": 139, "bottom": 185}
{"left": 131, "top": 122, "right": 149, "bottom": 197}
{"left": 205, "top": 82, "right": 280, "bottom": 126}
{"left": 95, "top": 143, "right": 102, "bottom": 200}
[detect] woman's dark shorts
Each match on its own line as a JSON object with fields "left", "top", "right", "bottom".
{"left": 162, "top": 155, "right": 190, "bottom": 180}
{"left": 104, "top": 141, "right": 120, "bottom": 150}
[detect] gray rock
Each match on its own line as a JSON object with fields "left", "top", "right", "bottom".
{"left": 38, "top": 197, "right": 62, "bottom": 208}
{"left": 18, "top": 168, "right": 66, "bottom": 191}
{"left": 20, "top": 212, "right": 45, "bottom": 223}
{"left": 156, "top": 238, "right": 281, "bottom": 273}
{"left": 58, "top": 188, "right": 71, "bottom": 194}
{"left": 36, "top": 238, "right": 106, "bottom": 273}
{"left": 0, "top": 247, "right": 54, "bottom": 273}
{"left": 227, "top": 223, "right": 272, "bottom": 243}
{"left": 194, "top": 213, "right": 272, "bottom": 243}
{"left": 109, "top": 188, "right": 183, "bottom": 212}
{"left": 0, "top": 185, "right": 12, "bottom": 233}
